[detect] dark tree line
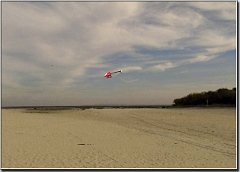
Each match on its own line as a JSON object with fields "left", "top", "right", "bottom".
{"left": 173, "top": 88, "right": 236, "bottom": 106}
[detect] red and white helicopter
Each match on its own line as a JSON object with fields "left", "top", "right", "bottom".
{"left": 104, "top": 70, "right": 122, "bottom": 78}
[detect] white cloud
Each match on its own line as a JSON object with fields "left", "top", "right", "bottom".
{"left": 186, "top": 55, "right": 215, "bottom": 64}
{"left": 188, "top": 2, "right": 235, "bottom": 14}
{"left": 121, "top": 66, "right": 142, "bottom": 73}
{"left": 149, "top": 62, "right": 176, "bottom": 71}
{"left": 196, "top": 30, "right": 235, "bottom": 53}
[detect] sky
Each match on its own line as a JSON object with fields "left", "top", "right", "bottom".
{"left": 2, "top": 1, "right": 236, "bottom": 106}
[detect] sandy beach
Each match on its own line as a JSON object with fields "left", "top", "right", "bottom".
{"left": 2, "top": 107, "right": 236, "bottom": 169}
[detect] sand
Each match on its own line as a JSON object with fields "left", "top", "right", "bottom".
{"left": 2, "top": 107, "right": 236, "bottom": 169}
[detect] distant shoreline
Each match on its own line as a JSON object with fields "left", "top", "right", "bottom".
{"left": 1, "top": 104, "right": 236, "bottom": 110}
{"left": 1, "top": 105, "right": 168, "bottom": 109}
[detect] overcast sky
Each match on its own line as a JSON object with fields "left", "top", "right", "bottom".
{"left": 2, "top": 2, "right": 236, "bottom": 106}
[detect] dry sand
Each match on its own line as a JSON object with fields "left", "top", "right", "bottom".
{"left": 2, "top": 107, "right": 236, "bottom": 169}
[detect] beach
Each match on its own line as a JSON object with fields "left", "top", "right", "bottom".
{"left": 2, "top": 107, "right": 236, "bottom": 169}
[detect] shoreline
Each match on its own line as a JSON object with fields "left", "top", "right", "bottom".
{"left": 1, "top": 105, "right": 236, "bottom": 110}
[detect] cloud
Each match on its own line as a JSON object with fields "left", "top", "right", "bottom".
{"left": 121, "top": 66, "right": 142, "bottom": 73}
{"left": 149, "top": 61, "right": 176, "bottom": 71}
{"left": 187, "top": 55, "right": 214, "bottom": 63}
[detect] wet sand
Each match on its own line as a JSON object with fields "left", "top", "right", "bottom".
{"left": 2, "top": 107, "right": 236, "bottom": 169}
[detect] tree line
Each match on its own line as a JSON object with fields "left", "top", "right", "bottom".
{"left": 173, "top": 88, "right": 236, "bottom": 106}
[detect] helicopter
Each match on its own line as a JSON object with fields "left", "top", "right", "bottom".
{"left": 104, "top": 70, "right": 122, "bottom": 78}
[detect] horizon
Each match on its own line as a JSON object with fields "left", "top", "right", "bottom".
{"left": 2, "top": 2, "right": 236, "bottom": 107}
{"left": 2, "top": 86, "right": 236, "bottom": 108}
